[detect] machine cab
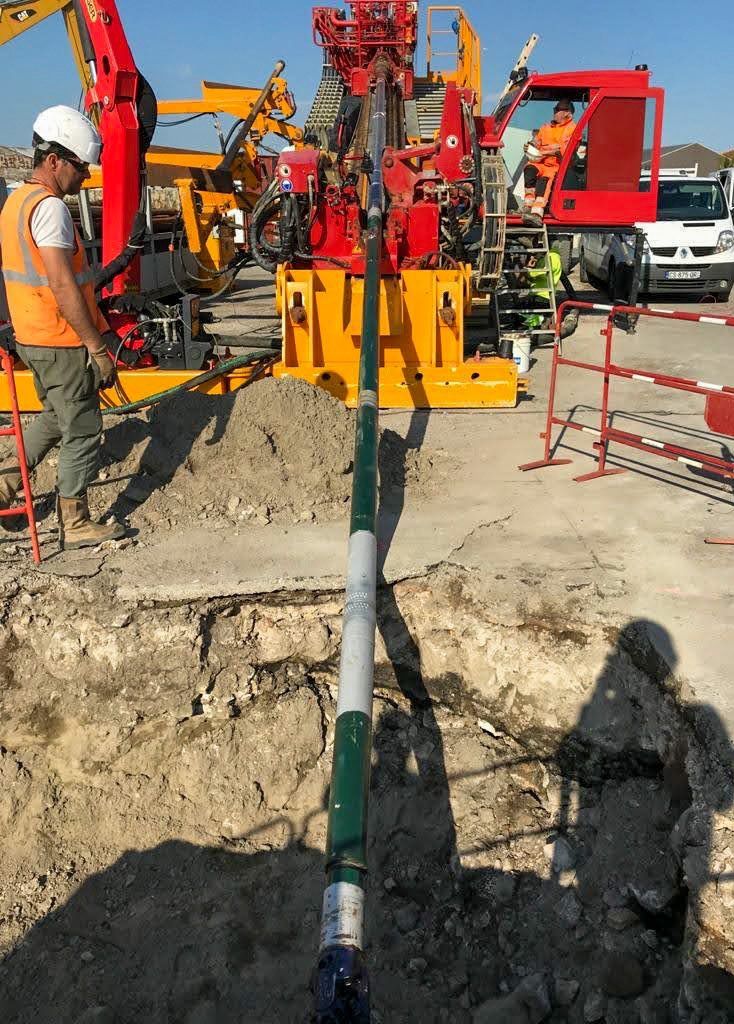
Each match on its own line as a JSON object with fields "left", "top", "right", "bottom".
{"left": 490, "top": 69, "right": 664, "bottom": 227}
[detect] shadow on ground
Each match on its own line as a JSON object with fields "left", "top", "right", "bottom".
{"left": 1, "top": 411, "right": 733, "bottom": 1023}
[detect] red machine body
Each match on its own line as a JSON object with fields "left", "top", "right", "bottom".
{"left": 312, "top": 0, "right": 418, "bottom": 96}
{"left": 78, "top": 0, "right": 146, "bottom": 297}
{"left": 481, "top": 69, "right": 665, "bottom": 227}
{"left": 275, "top": 52, "right": 664, "bottom": 274}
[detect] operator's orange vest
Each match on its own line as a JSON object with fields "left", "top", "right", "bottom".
{"left": 0, "top": 182, "right": 105, "bottom": 348}
{"left": 534, "top": 120, "right": 577, "bottom": 172}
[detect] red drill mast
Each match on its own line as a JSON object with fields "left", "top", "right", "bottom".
{"left": 312, "top": 1, "right": 418, "bottom": 95}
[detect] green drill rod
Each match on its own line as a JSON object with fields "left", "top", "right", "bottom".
{"left": 312, "top": 64, "right": 389, "bottom": 1024}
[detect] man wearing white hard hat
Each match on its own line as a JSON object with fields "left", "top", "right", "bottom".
{"left": 0, "top": 105, "right": 125, "bottom": 548}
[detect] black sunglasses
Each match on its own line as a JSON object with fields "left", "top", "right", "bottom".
{"left": 63, "top": 155, "right": 90, "bottom": 174}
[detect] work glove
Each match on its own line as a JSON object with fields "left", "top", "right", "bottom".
{"left": 90, "top": 343, "right": 116, "bottom": 390}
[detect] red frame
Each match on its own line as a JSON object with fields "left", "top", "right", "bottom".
{"left": 486, "top": 70, "right": 664, "bottom": 227}
{"left": 80, "top": 0, "right": 143, "bottom": 296}
{"left": 520, "top": 301, "right": 734, "bottom": 485}
{"left": 0, "top": 350, "right": 41, "bottom": 564}
{"left": 312, "top": 1, "right": 418, "bottom": 95}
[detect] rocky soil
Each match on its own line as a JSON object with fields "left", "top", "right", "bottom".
{"left": 0, "top": 561, "right": 732, "bottom": 1023}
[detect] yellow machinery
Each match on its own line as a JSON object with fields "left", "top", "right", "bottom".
{"left": 274, "top": 267, "right": 521, "bottom": 409}
{"left": 149, "top": 75, "right": 303, "bottom": 285}
{"left": 1, "top": 1, "right": 525, "bottom": 413}
{"left": 0, "top": 0, "right": 303, "bottom": 287}
{"left": 264, "top": 3, "right": 523, "bottom": 409}
{"left": 426, "top": 4, "right": 481, "bottom": 96}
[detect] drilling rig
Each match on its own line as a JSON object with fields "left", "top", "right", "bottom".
{"left": 291, "top": 4, "right": 666, "bottom": 1021}
{"left": 250, "top": 1, "right": 663, "bottom": 410}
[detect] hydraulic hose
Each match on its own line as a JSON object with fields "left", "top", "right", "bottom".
{"left": 100, "top": 351, "right": 276, "bottom": 417}
{"left": 94, "top": 211, "right": 148, "bottom": 294}
{"left": 249, "top": 181, "right": 282, "bottom": 273}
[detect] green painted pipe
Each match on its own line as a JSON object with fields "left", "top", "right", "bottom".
{"left": 313, "top": 67, "right": 389, "bottom": 1024}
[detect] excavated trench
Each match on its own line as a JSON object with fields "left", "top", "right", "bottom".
{"left": 0, "top": 565, "right": 732, "bottom": 1024}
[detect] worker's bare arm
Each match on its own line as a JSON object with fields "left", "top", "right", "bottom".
{"left": 38, "top": 246, "right": 104, "bottom": 353}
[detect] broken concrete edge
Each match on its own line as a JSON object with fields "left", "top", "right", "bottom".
{"left": 1, "top": 561, "right": 733, "bottom": 1017}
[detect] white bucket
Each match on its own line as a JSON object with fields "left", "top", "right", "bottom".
{"left": 511, "top": 335, "right": 531, "bottom": 374}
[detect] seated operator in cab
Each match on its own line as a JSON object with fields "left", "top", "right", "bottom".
{"left": 522, "top": 99, "right": 577, "bottom": 226}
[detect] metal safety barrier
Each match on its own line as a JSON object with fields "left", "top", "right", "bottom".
{"left": 0, "top": 349, "right": 40, "bottom": 564}
{"left": 519, "top": 301, "right": 734, "bottom": 545}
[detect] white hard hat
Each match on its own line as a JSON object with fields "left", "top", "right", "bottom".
{"left": 32, "top": 105, "right": 102, "bottom": 165}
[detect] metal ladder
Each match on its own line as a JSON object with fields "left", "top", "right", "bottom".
{"left": 412, "top": 79, "right": 448, "bottom": 141}
{"left": 0, "top": 350, "right": 41, "bottom": 565}
{"left": 494, "top": 224, "right": 558, "bottom": 346}
{"left": 304, "top": 63, "right": 346, "bottom": 143}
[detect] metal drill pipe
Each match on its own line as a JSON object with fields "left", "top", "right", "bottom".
{"left": 313, "top": 69, "right": 388, "bottom": 1024}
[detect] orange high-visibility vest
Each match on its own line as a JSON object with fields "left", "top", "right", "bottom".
{"left": 0, "top": 182, "right": 106, "bottom": 348}
{"left": 533, "top": 120, "right": 577, "bottom": 172}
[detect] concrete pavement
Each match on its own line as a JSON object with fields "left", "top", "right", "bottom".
{"left": 109, "top": 287, "right": 734, "bottom": 737}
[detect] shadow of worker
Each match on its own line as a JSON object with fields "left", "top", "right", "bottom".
{"left": 369, "top": 609, "right": 734, "bottom": 1022}
{"left": 0, "top": 831, "right": 326, "bottom": 1024}
{"left": 100, "top": 387, "right": 237, "bottom": 522}
{"left": 550, "top": 619, "right": 734, "bottom": 1022}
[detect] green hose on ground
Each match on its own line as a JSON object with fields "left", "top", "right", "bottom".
{"left": 101, "top": 351, "right": 277, "bottom": 417}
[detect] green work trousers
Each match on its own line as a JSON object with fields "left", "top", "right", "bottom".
{"left": 15, "top": 344, "right": 102, "bottom": 499}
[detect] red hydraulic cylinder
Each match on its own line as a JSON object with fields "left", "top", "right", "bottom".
{"left": 78, "top": 0, "right": 143, "bottom": 296}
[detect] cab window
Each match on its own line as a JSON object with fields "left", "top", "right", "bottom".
{"left": 499, "top": 90, "right": 589, "bottom": 184}
{"left": 562, "top": 97, "right": 657, "bottom": 193}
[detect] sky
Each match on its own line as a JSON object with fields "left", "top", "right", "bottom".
{"left": 0, "top": 0, "right": 727, "bottom": 153}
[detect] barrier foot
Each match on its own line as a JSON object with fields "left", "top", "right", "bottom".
{"left": 704, "top": 537, "right": 734, "bottom": 546}
{"left": 573, "top": 467, "right": 627, "bottom": 483}
{"left": 519, "top": 458, "right": 573, "bottom": 472}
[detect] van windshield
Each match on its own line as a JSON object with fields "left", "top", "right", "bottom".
{"left": 657, "top": 180, "right": 727, "bottom": 221}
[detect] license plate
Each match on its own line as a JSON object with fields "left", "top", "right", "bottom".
{"left": 664, "top": 270, "right": 701, "bottom": 280}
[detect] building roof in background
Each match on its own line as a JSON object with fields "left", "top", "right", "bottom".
{"left": 0, "top": 146, "right": 32, "bottom": 182}
{"left": 643, "top": 142, "right": 723, "bottom": 163}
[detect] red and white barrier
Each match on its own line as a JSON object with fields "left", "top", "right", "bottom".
{"left": 519, "top": 302, "right": 734, "bottom": 545}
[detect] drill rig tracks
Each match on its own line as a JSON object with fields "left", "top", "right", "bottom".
{"left": 475, "top": 152, "right": 508, "bottom": 294}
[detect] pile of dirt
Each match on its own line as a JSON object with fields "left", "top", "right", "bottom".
{"left": 30, "top": 376, "right": 441, "bottom": 534}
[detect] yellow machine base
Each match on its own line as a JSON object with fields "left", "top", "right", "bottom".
{"left": 275, "top": 267, "right": 527, "bottom": 410}
{"left": 0, "top": 265, "right": 530, "bottom": 413}
{"left": 273, "top": 359, "right": 527, "bottom": 409}
{"left": 0, "top": 364, "right": 262, "bottom": 414}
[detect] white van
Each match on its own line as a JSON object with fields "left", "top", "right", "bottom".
{"left": 580, "top": 173, "right": 734, "bottom": 300}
